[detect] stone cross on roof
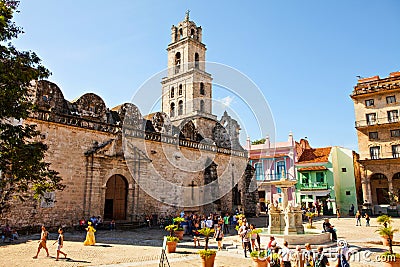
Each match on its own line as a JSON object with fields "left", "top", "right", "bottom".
{"left": 185, "top": 9, "right": 190, "bottom": 21}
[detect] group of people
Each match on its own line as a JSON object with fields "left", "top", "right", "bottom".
{"left": 259, "top": 239, "right": 350, "bottom": 267}
{"left": 32, "top": 222, "right": 97, "bottom": 261}
{"left": 355, "top": 210, "right": 370, "bottom": 226}
{"left": 1, "top": 224, "right": 18, "bottom": 242}
{"left": 32, "top": 225, "right": 67, "bottom": 261}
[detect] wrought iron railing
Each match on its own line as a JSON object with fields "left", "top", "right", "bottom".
{"left": 355, "top": 116, "right": 400, "bottom": 127}
{"left": 300, "top": 182, "right": 328, "bottom": 190}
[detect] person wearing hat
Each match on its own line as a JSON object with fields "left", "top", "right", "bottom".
{"left": 83, "top": 221, "right": 96, "bottom": 246}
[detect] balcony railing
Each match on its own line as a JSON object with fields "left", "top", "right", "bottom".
{"left": 355, "top": 117, "right": 400, "bottom": 128}
{"left": 300, "top": 182, "right": 328, "bottom": 190}
{"left": 256, "top": 173, "right": 295, "bottom": 182}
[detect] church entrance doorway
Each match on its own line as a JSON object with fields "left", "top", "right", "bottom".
{"left": 104, "top": 174, "right": 128, "bottom": 220}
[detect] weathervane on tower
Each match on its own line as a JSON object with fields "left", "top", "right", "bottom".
{"left": 185, "top": 9, "right": 190, "bottom": 21}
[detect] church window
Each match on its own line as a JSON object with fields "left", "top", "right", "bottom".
{"left": 175, "top": 52, "right": 181, "bottom": 74}
{"left": 200, "top": 82, "right": 205, "bottom": 95}
{"left": 178, "top": 100, "right": 183, "bottom": 115}
{"left": 190, "top": 28, "right": 195, "bottom": 38}
{"left": 200, "top": 100, "right": 205, "bottom": 112}
{"left": 178, "top": 84, "right": 183, "bottom": 95}
{"left": 170, "top": 87, "right": 174, "bottom": 98}
{"left": 179, "top": 28, "right": 183, "bottom": 39}
{"left": 170, "top": 102, "right": 175, "bottom": 117}
{"left": 195, "top": 53, "right": 199, "bottom": 69}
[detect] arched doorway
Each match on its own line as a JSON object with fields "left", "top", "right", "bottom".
{"left": 371, "top": 173, "right": 388, "bottom": 204}
{"left": 104, "top": 175, "right": 128, "bottom": 220}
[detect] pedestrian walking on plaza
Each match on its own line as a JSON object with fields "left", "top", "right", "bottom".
{"left": 291, "top": 245, "right": 304, "bottom": 267}
{"left": 336, "top": 207, "right": 341, "bottom": 219}
{"left": 223, "top": 213, "right": 230, "bottom": 234}
{"left": 33, "top": 225, "right": 50, "bottom": 259}
{"left": 214, "top": 224, "right": 224, "bottom": 250}
{"left": 53, "top": 228, "right": 67, "bottom": 261}
{"left": 365, "top": 213, "right": 370, "bottom": 226}
{"left": 241, "top": 225, "right": 252, "bottom": 257}
{"left": 281, "top": 241, "right": 292, "bottom": 267}
{"left": 267, "top": 246, "right": 282, "bottom": 267}
{"left": 249, "top": 224, "right": 259, "bottom": 251}
{"left": 355, "top": 211, "right": 362, "bottom": 226}
{"left": 314, "top": 246, "right": 330, "bottom": 267}
{"left": 83, "top": 221, "right": 96, "bottom": 246}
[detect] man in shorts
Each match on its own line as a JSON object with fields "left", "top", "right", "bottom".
{"left": 33, "top": 225, "right": 49, "bottom": 258}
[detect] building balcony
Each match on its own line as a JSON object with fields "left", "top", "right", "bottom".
{"left": 256, "top": 173, "right": 295, "bottom": 182}
{"left": 355, "top": 117, "right": 400, "bottom": 128}
{"left": 299, "top": 182, "right": 328, "bottom": 191}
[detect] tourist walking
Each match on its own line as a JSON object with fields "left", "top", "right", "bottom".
{"left": 33, "top": 225, "right": 49, "bottom": 259}
{"left": 365, "top": 213, "right": 370, "bottom": 226}
{"left": 355, "top": 211, "right": 362, "bottom": 226}
{"left": 214, "top": 224, "right": 224, "bottom": 250}
{"left": 304, "top": 243, "right": 314, "bottom": 267}
{"left": 83, "top": 221, "right": 96, "bottom": 246}
{"left": 281, "top": 241, "right": 292, "bottom": 267}
{"left": 267, "top": 246, "right": 282, "bottom": 267}
{"left": 291, "top": 245, "right": 304, "bottom": 267}
{"left": 53, "top": 228, "right": 67, "bottom": 261}
{"left": 249, "top": 224, "right": 259, "bottom": 251}
{"left": 223, "top": 213, "right": 230, "bottom": 234}
{"left": 241, "top": 225, "right": 252, "bottom": 257}
{"left": 314, "top": 246, "right": 330, "bottom": 267}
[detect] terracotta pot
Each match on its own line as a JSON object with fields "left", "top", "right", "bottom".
{"left": 382, "top": 235, "right": 394, "bottom": 246}
{"left": 383, "top": 257, "right": 400, "bottom": 267}
{"left": 200, "top": 253, "right": 216, "bottom": 267}
{"left": 174, "top": 230, "right": 184, "bottom": 240}
{"left": 166, "top": 241, "right": 177, "bottom": 253}
{"left": 251, "top": 258, "right": 268, "bottom": 267}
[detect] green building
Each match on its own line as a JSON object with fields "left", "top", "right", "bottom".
{"left": 295, "top": 139, "right": 358, "bottom": 216}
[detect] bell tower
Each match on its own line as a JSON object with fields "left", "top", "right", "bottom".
{"left": 161, "top": 11, "right": 216, "bottom": 126}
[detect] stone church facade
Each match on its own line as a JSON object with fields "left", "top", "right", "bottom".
{"left": 1, "top": 14, "right": 258, "bottom": 228}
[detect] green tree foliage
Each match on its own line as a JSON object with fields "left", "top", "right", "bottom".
{"left": 0, "top": 0, "right": 64, "bottom": 214}
{"left": 251, "top": 138, "right": 265, "bottom": 145}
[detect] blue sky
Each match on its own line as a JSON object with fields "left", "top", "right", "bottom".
{"left": 13, "top": 1, "right": 400, "bottom": 151}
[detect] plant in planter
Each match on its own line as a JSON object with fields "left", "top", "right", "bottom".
{"left": 306, "top": 212, "right": 316, "bottom": 229}
{"left": 164, "top": 224, "right": 179, "bottom": 253}
{"left": 198, "top": 227, "right": 216, "bottom": 267}
{"left": 378, "top": 215, "right": 393, "bottom": 228}
{"left": 376, "top": 226, "right": 400, "bottom": 266}
{"left": 250, "top": 250, "right": 267, "bottom": 267}
{"left": 172, "top": 217, "right": 185, "bottom": 240}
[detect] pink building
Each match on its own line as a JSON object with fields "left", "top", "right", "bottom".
{"left": 246, "top": 132, "right": 297, "bottom": 212}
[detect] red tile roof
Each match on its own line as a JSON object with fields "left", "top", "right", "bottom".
{"left": 298, "top": 166, "right": 328, "bottom": 171}
{"left": 297, "top": 147, "right": 332, "bottom": 164}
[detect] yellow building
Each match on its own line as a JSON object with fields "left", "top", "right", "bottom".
{"left": 351, "top": 71, "right": 400, "bottom": 215}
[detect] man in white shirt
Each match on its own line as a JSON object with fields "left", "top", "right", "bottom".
{"left": 281, "top": 241, "right": 292, "bottom": 267}
{"left": 205, "top": 217, "right": 213, "bottom": 228}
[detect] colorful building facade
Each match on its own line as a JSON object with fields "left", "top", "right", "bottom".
{"left": 295, "top": 139, "right": 358, "bottom": 215}
{"left": 247, "top": 133, "right": 297, "bottom": 211}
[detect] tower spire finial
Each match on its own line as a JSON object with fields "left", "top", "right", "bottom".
{"left": 185, "top": 9, "right": 190, "bottom": 21}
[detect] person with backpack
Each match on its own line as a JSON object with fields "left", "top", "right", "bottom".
{"left": 304, "top": 243, "right": 314, "bottom": 267}
{"left": 314, "top": 246, "right": 330, "bottom": 267}
{"left": 267, "top": 246, "right": 282, "bottom": 267}
{"left": 281, "top": 241, "right": 292, "bottom": 267}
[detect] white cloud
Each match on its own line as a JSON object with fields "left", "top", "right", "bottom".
{"left": 220, "top": 96, "right": 234, "bottom": 107}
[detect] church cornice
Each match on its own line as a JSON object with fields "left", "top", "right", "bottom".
{"left": 167, "top": 38, "right": 206, "bottom": 51}
{"left": 161, "top": 68, "right": 212, "bottom": 84}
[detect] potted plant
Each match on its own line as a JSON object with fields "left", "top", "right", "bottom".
{"left": 378, "top": 215, "right": 393, "bottom": 228}
{"left": 306, "top": 212, "right": 316, "bottom": 229}
{"left": 164, "top": 224, "right": 179, "bottom": 253}
{"left": 172, "top": 217, "right": 185, "bottom": 240}
{"left": 198, "top": 227, "right": 216, "bottom": 267}
{"left": 250, "top": 250, "right": 267, "bottom": 267}
{"left": 376, "top": 226, "right": 400, "bottom": 266}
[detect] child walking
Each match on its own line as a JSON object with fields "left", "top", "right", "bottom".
{"left": 53, "top": 228, "right": 67, "bottom": 261}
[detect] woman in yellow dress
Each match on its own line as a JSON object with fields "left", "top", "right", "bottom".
{"left": 83, "top": 222, "right": 96, "bottom": 246}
